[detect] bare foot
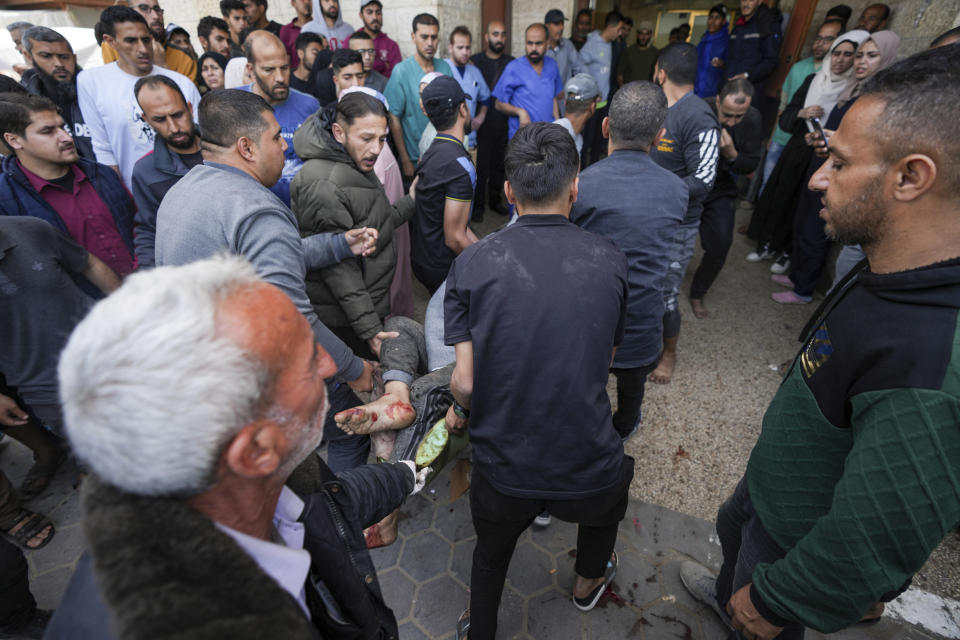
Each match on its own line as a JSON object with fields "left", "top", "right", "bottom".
{"left": 371, "top": 430, "right": 397, "bottom": 461}
{"left": 335, "top": 392, "right": 415, "bottom": 435}
{"left": 649, "top": 351, "right": 676, "bottom": 385}
{"left": 690, "top": 297, "right": 709, "bottom": 319}
{"left": 364, "top": 509, "right": 399, "bottom": 548}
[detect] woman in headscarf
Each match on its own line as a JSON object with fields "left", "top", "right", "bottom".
{"left": 197, "top": 51, "right": 227, "bottom": 93}
{"left": 224, "top": 56, "right": 253, "bottom": 89}
{"left": 772, "top": 31, "right": 901, "bottom": 304}
{"left": 746, "top": 29, "right": 869, "bottom": 270}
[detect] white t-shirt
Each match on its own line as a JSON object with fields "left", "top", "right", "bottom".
{"left": 77, "top": 62, "right": 201, "bottom": 190}
{"left": 553, "top": 117, "right": 583, "bottom": 155}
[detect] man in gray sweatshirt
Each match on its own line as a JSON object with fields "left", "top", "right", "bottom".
{"left": 156, "top": 88, "right": 383, "bottom": 470}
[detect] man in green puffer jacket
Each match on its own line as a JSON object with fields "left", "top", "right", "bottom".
{"left": 292, "top": 90, "right": 416, "bottom": 360}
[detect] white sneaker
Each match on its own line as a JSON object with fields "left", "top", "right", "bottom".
{"left": 746, "top": 246, "right": 774, "bottom": 262}
{"left": 534, "top": 511, "right": 552, "bottom": 527}
{"left": 770, "top": 254, "right": 791, "bottom": 274}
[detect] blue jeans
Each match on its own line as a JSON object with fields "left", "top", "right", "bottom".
{"left": 760, "top": 141, "right": 786, "bottom": 196}
{"left": 831, "top": 245, "right": 865, "bottom": 290}
{"left": 322, "top": 380, "right": 370, "bottom": 472}
{"left": 662, "top": 221, "right": 700, "bottom": 338}
{"left": 715, "top": 478, "right": 804, "bottom": 640}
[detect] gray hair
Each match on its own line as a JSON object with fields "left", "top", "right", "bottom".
{"left": 6, "top": 22, "right": 34, "bottom": 34}
{"left": 608, "top": 81, "right": 668, "bottom": 151}
{"left": 59, "top": 256, "right": 274, "bottom": 497}
{"left": 21, "top": 26, "right": 72, "bottom": 55}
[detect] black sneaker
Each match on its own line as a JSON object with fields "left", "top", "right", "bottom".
{"left": 572, "top": 551, "right": 617, "bottom": 612}
{"left": 0, "top": 609, "right": 52, "bottom": 639}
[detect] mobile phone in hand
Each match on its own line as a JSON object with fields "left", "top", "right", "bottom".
{"left": 811, "top": 117, "right": 829, "bottom": 150}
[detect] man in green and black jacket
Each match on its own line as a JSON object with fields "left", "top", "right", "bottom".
{"left": 681, "top": 45, "right": 960, "bottom": 639}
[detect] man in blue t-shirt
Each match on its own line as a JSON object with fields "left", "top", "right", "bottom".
{"left": 241, "top": 31, "right": 319, "bottom": 207}
{"left": 383, "top": 13, "right": 452, "bottom": 181}
{"left": 444, "top": 25, "right": 490, "bottom": 150}
{"left": 492, "top": 23, "right": 563, "bottom": 140}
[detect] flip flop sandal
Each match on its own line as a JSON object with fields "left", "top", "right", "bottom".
{"left": 19, "top": 446, "right": 68, "bottom": 500}
{"left": 572, "top": 551, "right": 618, "bottom": 612}
{"left": 456, "top": 609, "right": 470, "bottom": 640}
{"left": 1, "top": 509, "right": 56, "bottom": 550}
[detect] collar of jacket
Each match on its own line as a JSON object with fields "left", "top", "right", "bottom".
{"left": 80, "top": 474, "right": 320, "bottom": 640}
{"left": 150, "top": 133, "right": 194, "bottom": 177}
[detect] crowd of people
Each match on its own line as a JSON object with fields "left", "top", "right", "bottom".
{"left": 1, "top": 1, "right": 960, "bottom": 638}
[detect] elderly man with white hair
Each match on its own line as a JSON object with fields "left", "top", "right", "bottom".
{"left": 45, "top": 255, "right": 428, "bottom": 640}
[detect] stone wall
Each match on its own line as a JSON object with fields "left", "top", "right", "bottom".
{"left": 511, "top": 0, "right": 578, "bottom": 56}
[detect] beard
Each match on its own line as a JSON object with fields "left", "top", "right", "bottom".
{"left": 164, "top": 126, "right": 198, "bottom": 150}
{"left": 823, "top": 175, "right": 888, "bottom": 247}
{"left": 323, "top": 6, "right": 339, "bottom": 19}
{"left": 275, "top": 395, "right": 329, "bottom": 479}
{"left": 35, "top": 65, "right": 76, "bottom": 104}
{"left": 487, "top": 39, "right": 504, "bottom": 53}
{"left": 527, "top": 51, "right": 543, "bottom": 64}
{"left": 463, "top": 116, "right": 472, "bottom": 136}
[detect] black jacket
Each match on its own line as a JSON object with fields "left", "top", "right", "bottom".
{"left": 725, "top": 4, "right": 782, "bottom": 89}
{"left": 708, "top": 103, "right": 763, "bottom": 200}
{"left": 130, "top": 136, "right": 197, "bottom": 267}
{"left": 21, "top": 68, "right": 94, "bottom": 161}
{"left": 44, "top": 457, "right": 414, "bottom": 640}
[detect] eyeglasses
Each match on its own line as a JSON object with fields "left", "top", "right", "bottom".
{"left": 136, "top": 4, "right": 164, "bottom": 14}
{"left": 355, "top": 48, "right": 375, "bottom": 56}
{"left": 813, "top": 35, "right": 836, "bottom": 43}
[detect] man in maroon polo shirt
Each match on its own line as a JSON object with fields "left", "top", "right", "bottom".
{"left": 279, "top": 0, "right": 314, "bottom": 69}
{"left": 0, "top": 93, "right": 136, "bottom": 278}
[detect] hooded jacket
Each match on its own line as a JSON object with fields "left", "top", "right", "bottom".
{"left": 302, "top": 4, "right": 354, "bottom": 50}
{"left": 745, "top": 258, "right": 960, "bottom": 632}
{"left": 130, "top": 135, "right": 196, "bottom": 268}
{"left": 291, "top": 107, "right": 415, "bottom": 342}
{"left": 21, "top": 68, "right": 94, "bottom": 161}
{"left": 45, "top": 456, "right": 415, "bottom": 639}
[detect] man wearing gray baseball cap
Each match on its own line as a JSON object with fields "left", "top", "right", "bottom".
{"left": 545, "top": 8, "right": 584, "bottom": 88}
{"left": 553, "top": 72, "right": 599, "bottom": 154}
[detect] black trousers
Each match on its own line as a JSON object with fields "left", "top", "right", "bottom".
{"left": 691, "top": 195, "right": 738, "bottom": 300}
{"left": 0, "top": 534, "right": 34, "bottom": 631}
{"left": 474, "top": 124, "right": 508, "bottom": 209}
{"left": 788, "top": 158, "right": 829, "bottom": 297}
{"left": 468, "top": 457, "right": 634, "bottom": 640}
{"left": 610, "top": 361, "right": 659, "bottom": 439}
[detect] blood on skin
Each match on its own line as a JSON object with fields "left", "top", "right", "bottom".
{"left": 371, "top": 412, "right": 378, "bottom": 422}
{"left": 385, "top": 402, "right": 412, "bottom": 419}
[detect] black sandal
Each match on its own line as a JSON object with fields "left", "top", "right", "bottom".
{"left": 1, "top": 509, "right": 56, "bottom": 550}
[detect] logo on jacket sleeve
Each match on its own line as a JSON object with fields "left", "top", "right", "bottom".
{"left": 801, "top": 323, "right": 833, "bottom": 378}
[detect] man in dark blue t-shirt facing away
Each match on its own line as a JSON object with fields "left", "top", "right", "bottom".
{"left": 444, "top": 123, "right": 632, "bottom": 639}
{"left": 411, "top": 75, "right": 478, "bottom": 293}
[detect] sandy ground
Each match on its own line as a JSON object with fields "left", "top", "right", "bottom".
{"left": 442, "top": 200, "right": 960, "bottom": 602}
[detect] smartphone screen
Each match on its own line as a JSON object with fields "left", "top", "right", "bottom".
{"left": 811, "top": 117, "right": 829, "bottom": 150}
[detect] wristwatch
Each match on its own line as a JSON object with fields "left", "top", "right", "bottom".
{"left": 452, "top": 400, "right": 470, "bottom": 419}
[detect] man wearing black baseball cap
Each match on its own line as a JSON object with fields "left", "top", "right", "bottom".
{"left": 409, "top": 76, "right": 478, "bottom": 293}
{"left": 545, "top": 8, "right": 584, "bottom": 88}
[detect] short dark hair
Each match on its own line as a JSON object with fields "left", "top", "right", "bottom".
{"left": 930, "top": 26, "right": 960, "bottom": 48}
{"left": 825, "top": 4, "right": 853, "bottom": 23}
{"left": 249, "top": 0, "right": 268, "bottom": 8}
{"left": 295, "top": 31, "right": 326, "bottom": 52}
{"left": 575, "top": 8, "right": 592, "bottom": 21}
{"left": 331, "top": 48, "right": 363, "bottom": 75}
{"left": 505, "top": 122, "right": 579, "bottom": 205}
{"left": 821, "top": 17, "right": 847, "bottom": 33}
{"left": 608, "top": 81, "right": 667, "bottom": 150}
{"left": 21, "top": 26, "right": 72, "bottom": 55}
{"left": 134, "top": 75, "right": 189, "bottom": 108}
{"left": 622, "top": 16, "right": 634, "bottom": 28}
{"left": 604, "top": 11, "right": 624, "bottom": 28}
{"left": 450, "top": 25, "right": 471, "bottom": 44}
{"left": 336, "top": 91, "right": 387, "bottom": 128}
{"left": 198, "top": 16, "right": 230, "bottom": 40}
{"left": 220, "top": 0, "right": 246, "bottom": 17}
{"left": 349, "top": 30, "right": 372, "bottom": 42}
{"left": 412, "top": 13, "right": 439, "bottom": 33}
{"left": 719, "top": 77, "right": 754, "bottom": 104}
{"left": 564, "top": 97, "right": 594, "bottom": 115}
{"left": 871, "top": 3, "right": 891, "bottom": 21}
{"left": 709, "top": 3, "right": 728, "bottom": 18}
{"left": 0, "top": 92, "right": 58, "bottom": 139}
{"left": 657, "top": 43, "right": 697, "bottom": 85}
{"left": 198, "top": 88, "right": 274, "bottom": 149}
{"left": 861, "top": 43, "right": 960, "bottom": 193}
{"left": 98, "top": 6, "right": 148, "bottom": 38}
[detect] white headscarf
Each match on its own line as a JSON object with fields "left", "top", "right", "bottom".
{"left": 224, "top": 57, "right": 249, "bottom": 89}
{"left": 803, "top": 29, "right": 870, "bottom": 126}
